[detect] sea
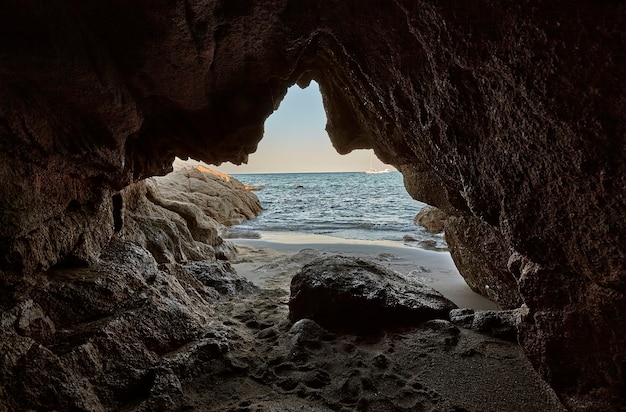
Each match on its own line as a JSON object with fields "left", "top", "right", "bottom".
{"left": 223, "top": 171, "right": 447, "bottom": 251}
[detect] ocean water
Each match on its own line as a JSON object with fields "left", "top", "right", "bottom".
{"left": 224, "top": 171, "right": 447, "bottom": 251}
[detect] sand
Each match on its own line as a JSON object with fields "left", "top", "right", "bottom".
{"left": 229, "top": 232, "right": 498, "bottom": 310}
{"left": 184, "top": 233, "right": 565, "bottom": 411}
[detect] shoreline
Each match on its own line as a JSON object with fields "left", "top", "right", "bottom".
{"left": 227, "top": 231, "right": 499, "bottom": 311}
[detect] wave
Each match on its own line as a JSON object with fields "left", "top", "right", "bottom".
{"left": 227, "top": 171, "right": 444, "bottom": 249}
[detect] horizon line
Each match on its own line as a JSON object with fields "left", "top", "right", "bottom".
{"left": 225, "top": 169, "right": 399, "bottom": 175}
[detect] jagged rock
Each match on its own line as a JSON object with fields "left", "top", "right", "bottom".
{"left": 289, "top": 256, "right": 457, "bottom": 331}
{"left": 1, "top": 1, "right": 625, "bottom": 408}
{"left": 449, "top": 308, "right": 479, "bottom": 329}
{"left": 414, "top": 205, "right": 447, "bottom": 233}
{"left": 288, "top": 318, "right": 333, "bottom": 351}
{"left": 172, "top": 260, "right": 258, "bottom": 296}
{"left": 450, "top": 307, "right": 526, "bottom": 342}
{"left": 445, "top": 215, "right": 523, "bottom": 309}
{"left": 0, "top": 239, "right": 240, "bottom": 410}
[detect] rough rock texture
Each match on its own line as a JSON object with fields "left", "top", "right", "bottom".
{"left": 0, "top": 239, "right": 256, "bottom": 410}
{"left": 1, "top": 1, "right": 625, "bottom": 408}
{"left": 414, "top": 205, "right": 447, "bottom": 233}
{"left": 151, "top": 165, "right": 262, "bottom": 227}
{"left": 445, "top": 215, "right": 523, "bottom": 309}
{"left": 289, "top": 256, "right": 457, "bottom": 331}
{"left": 450, "top": 307, "right": 527, "bottom": 342}
{"left": 118, "top": 165, "right": 261, "bottom": 263}
{"left": 0, "top": 162, "right": 262, "bottom": 409}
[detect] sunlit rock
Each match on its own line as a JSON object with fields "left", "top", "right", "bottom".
{"left": 118, "top": 165, "right": 262, "bottom": 263}
{"left": 414, "top": 205, "right": 447, "bottom": 233}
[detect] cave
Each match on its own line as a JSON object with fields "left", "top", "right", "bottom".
{"left": 1, "top": 1, "right": 625, "bottom": 410}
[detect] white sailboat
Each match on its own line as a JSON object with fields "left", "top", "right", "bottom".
{"left": 365, "top": 152, "right": 391, "bottom": 174}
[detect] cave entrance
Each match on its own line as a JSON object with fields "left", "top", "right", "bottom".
{"left": 212, "top": 81, "right": 432, "bottom": 248}
{"left": 216, "top": 81, "right": 383, "bottom": 174}
{"left": 174, "top": 82, "right": 495, "bottom": 310}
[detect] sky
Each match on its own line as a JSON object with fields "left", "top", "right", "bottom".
{"left": 213, "top": 81, "right": 392, "bottom": 174}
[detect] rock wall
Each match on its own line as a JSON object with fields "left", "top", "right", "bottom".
{"left": 445, "top": 215, "right": 523, "bottom": 310}
{"left": 1, "top": 1, "right": 625, "bottom": 408}
{"left": 0, "top": 239, "right": 257, "bottom": 410}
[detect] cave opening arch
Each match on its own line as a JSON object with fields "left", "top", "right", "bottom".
{"left": 185, "top": 81, "right": 494, "bottom": 312}
{"left": 0, "top": 1, "right": 623, "bottom": 408}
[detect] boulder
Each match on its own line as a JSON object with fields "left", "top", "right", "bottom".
{"left": 288, "top": 318, "right": 334, "bottom": 352}
{"left": 150, "top": 165, "right": 263, "bottom": 227}
{"left": 289, "top": 256, "right": 457, "bottom": 331}
{"left": 413, "top": 205, "right": 447, "bottom": 234}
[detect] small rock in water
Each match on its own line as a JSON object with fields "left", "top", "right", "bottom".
{"left": 376, "top": 252, "right": 395, "bottom": 261}
{"left": 418, "top": 239, "right": 439, "bottom": 250}
{"left": 289, "top": 256, "right": 457, "bottom": 332}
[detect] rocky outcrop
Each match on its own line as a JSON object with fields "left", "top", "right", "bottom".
{"left": 289, "top": 256, "right": 457, "bottom": 331}
{"left": 445, "top": 215, "right": 523, "bottom": 309}
{"left": 150, "top": 165, "right": 262, "bottom": 227}
{"left": 1, "top": 1, "right": 625, "bottom": 408}
{"left": 119, "top": 165, "right": 262, "bottom": 263}
{"left": 0, "top": 163, "right": 261, "bottom": 408}
{"left": 450, "top": 307, "right": 527, "bottom": 342}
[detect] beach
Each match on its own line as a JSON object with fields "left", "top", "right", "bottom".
{"left": 228, "top": 232, "right": 498, "bottom": 311}
{"left": 181, "top": 232, "right": 565, "bottom": 411}
{"left": 161, "top": 169, "right": 564, "bottom": 410}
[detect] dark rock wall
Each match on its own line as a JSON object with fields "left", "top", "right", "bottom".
{"left": 1, "top": 1, "right": 625, "bottom": 408}
{"left": 445, "top": 215, "right": 523, "bottom": 310}
{"left": 0, "top": 239, "right": 254, "bottom": 411}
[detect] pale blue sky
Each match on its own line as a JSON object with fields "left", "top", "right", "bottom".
{"left": 214, "top": 81, "right": 391, "bottom": 174}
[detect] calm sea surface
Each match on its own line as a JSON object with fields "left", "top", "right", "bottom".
{"left": 225, "top": 171, "right": 447, "bottom": 251}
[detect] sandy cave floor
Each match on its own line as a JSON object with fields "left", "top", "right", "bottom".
{"left": 182, "top": 237, "right": 565, "bottom": 411}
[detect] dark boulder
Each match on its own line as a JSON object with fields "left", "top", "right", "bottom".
{"left": 289, "top": 256, "right": 457, "bottom": 331}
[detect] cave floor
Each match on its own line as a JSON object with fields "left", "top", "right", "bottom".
{"left": 181, "top": 244, "right": 564, "bottom": 412}
{"left": 183, "top": 288, "right": 563, "bottom": 412}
